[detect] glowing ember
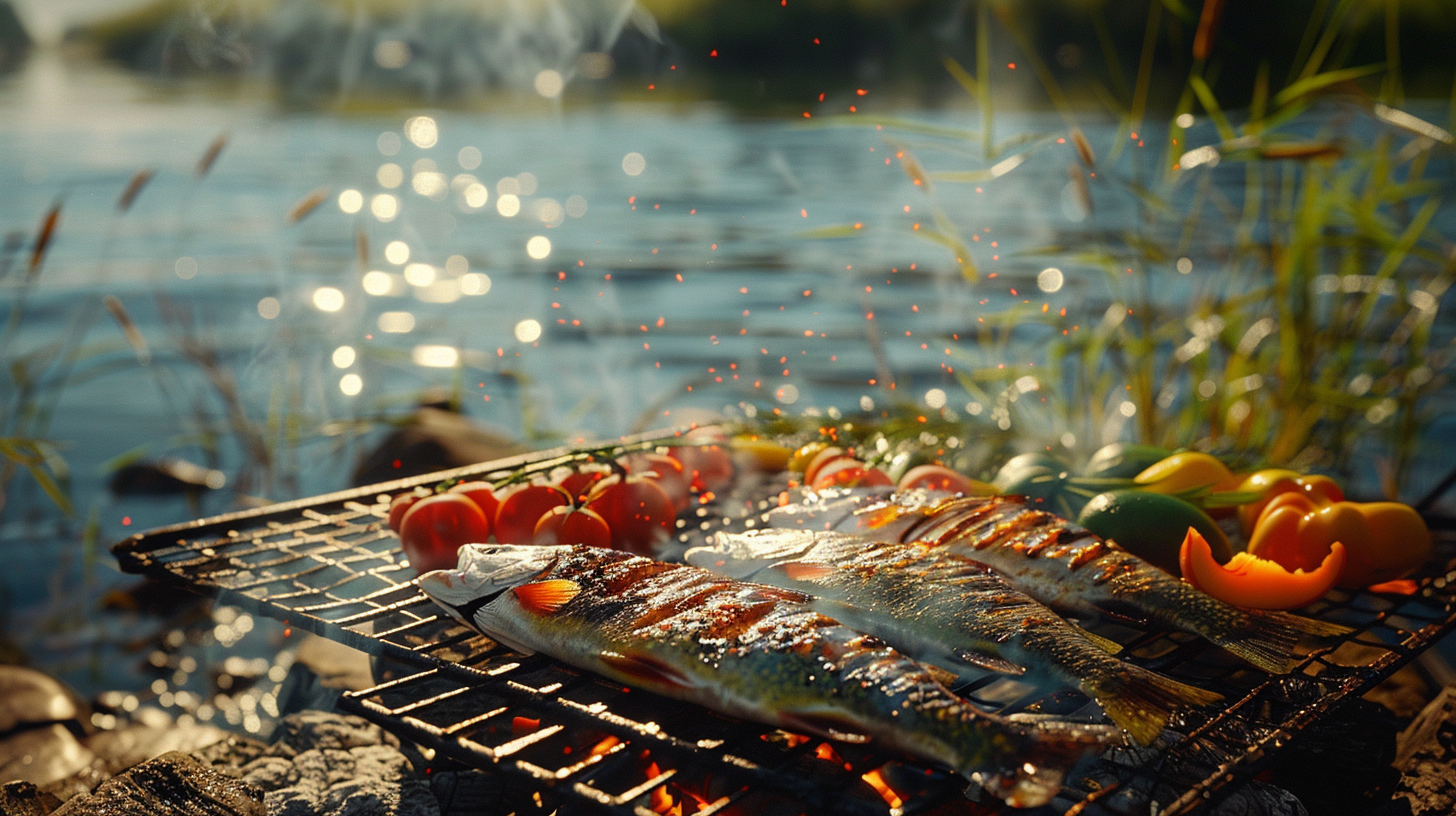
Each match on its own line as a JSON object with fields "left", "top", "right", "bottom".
{"left": 861, "top": 768, "right": 904, "bottom": 810}
{"left": 589, "top": 735, "right": 621, "bottom": 756}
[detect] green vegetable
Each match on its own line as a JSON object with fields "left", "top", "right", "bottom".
{"left": 994, "top": 453, "right": 1077, "bottom": 518}
{"left": 1083, "top": 443, "right": 1173, "bottom": 479}
{"left": 1077, "top": 490, "right": 1232, "bottom": 576}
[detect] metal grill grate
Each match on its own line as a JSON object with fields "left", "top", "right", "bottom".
{"left": 113, "top": 434, "right": 1456, "bottom": 815}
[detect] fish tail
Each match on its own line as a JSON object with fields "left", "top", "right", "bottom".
{"left": 1085, "top": 667, "right": 1223, "bottom": 745}
{"left": 976, "top": 719, "right": 1122, "bottom": 808}
{"left": 1201, "top": 607, "right": 1352, "bottom": 674}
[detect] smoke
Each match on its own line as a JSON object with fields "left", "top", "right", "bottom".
{"left": 129, "top": 0, "right": 662, "bottom": 102}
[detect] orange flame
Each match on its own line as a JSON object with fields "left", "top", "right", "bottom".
{"left": 589, "top": 735, "right": 621, "bottom": 756}
{"left": 861, "top": 769, "right": 904, "bottom": 810}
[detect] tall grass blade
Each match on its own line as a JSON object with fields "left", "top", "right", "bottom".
{"left": 27, "top": 201, "right": 61, "bottom": 280}
{"left": 1273, "top": 64, "right": 1384, "bottom": 108}
{"left": 116, "top": 169, "right": 154, "bottom": 213}
{"left": 197, "top": 133, "right": 228, "bottom": 177}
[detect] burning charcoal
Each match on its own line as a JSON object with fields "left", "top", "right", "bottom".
{"left": 1264, "top": 699, "right": 1399, "bottom": 816}
{"left": 267, "top": 712, "right": 398, "bottom": 759}
{"left": 1389, "top": 686, "right": 1456, "bottom": 816}
{"left": 108, "top": 459, "right": 225, "bottom": 497}
{"left": 47, "top": 751, "right": 262, "bottom": 816}
{"left": 0, "top": 667, "right": 88, "bottom": 736}
{"left": 1, "top": 781, "right": 62, "bottom": 816}
{"left": 0, "top": 726, "right": 94, "bottom": 788}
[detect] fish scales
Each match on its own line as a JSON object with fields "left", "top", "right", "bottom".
{"left": 421, "top": 543, "right": 1118, "bottom": 807}
{"left": 768, "top": 490, "right": 1351, "bottom": 674}
{"left": 688, "top": 530, "right": 1222, "bottom": 744}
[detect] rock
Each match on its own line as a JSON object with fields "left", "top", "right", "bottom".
{"left": 268, "top": 712, "right": 397, "bottom": 759}
{"left": 49, "top": 751, "right": 261, "bottom": 816}
{"left": 1, "top": 781, "right": 61, "bottom": 816}
{"left": 82, "top": 712, "right": 229, "bottom": 775}
{"left": 0, "top": 725, "right": 94, "bottom": 787}
{"left": 351, "top": 406, "right": 526, "bottom": 486}
{"left": 108, "top": 459, "right": 225, "bottom": 497}
{"left": 293, "top": 635, "right": 374, "bottom": 692}
{"left": 0, "top": 668, "right": 87, "bottom": 736}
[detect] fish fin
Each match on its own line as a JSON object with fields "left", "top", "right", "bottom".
{"left": 772, "top": 561, "right": 837, "bottom": 582}
{"left": 599, "top": 651, "right": 696, "bottom": 692}
{"left": 951, "top": 649, "right": 1027, "bottom": 677}
{"left": 1077, "top": 629, "right": 1125, "bottom": 655}
{"left": 1204, "top": 608, "right": 1351, "bottom": 674}
{"left": 512, "top": 579, "right": 581, "bottom": 615}
{"left": 1085, "top": 668, "right": 1223, "bottom": 746}
{"left": 780, "top": 711, "right": 872, "bottom": 744}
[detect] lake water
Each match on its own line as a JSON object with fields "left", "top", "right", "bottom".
{"left": 2, "top": 52, "right": 1454, "bottom": 694}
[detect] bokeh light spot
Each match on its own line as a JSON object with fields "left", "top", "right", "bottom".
{"left": 332, "top": 346, "right": 356, "bottom": 368}
{"left": 622, "top": 152, "right": 646, "bottom": 176}
{"left": 338, "top": 189, "right": 363, "bottom": 213}
{"left": 526, "top": 235, "right": 552, "bottom": 259}
{"left": 514, "top": 319, "right": 542, "bottom": 343}
{"left": 312, "top": 287, "right": 345, "bottom": 312}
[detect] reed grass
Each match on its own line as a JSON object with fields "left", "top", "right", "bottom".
{"left": 867, "top": 0, "right": 1454, "bottom": 496}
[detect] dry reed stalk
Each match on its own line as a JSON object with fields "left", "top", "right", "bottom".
{"left": 116, "top": 169, "right": 154, "bottom": 213}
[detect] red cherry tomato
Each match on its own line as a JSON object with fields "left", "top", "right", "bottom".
{"left": 897, "top": 465, "right": 993, "bottom": 495}
{"left": 618, "top": 452, "right": 691, "bottom": 512}
{"left": 533, "top": 505, "right": 613, "bottom": 549}
{"left": 398, "top": 493, "right": 491, "bottom": 573}
{"left": 586, "top": 476, "right": 676, "bottom": 554}
{"left": 811, "top": 459, "right": 894, "bottom": 491}
{"left": 803, "top": 446, "right": 850, "bottom": 485}
{"left": 494, "top": 483, "right": 572, "bottom": 545}
{"left": 555, "top": 465, "right": 612, "bottom": 503}
{"left": 447, "top": 481, "right": 500, "bottom": 527}
{"left": 387, "top": 491, "right": 425, "bottom": 532}
{"left": 669, "top": 444, "right": 735, "bottom": 494}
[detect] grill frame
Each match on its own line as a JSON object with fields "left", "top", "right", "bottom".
{"left": 112, "top": 433, "right": 1456, "bottom": 815}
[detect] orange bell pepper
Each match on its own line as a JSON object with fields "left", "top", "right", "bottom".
{"left": 1180, "top": 528, "right": 1345, "bottom": 610}
{"left": 1246, "top": 493, "right": 1431, "bottom": 588}
{"left": 1235, "top": 469, "right": 1345, "bottom": 535}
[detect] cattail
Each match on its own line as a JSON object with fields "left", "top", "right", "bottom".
{"left": 117, "top": 169, "right": 155, "bottom": 213}
{"left": 287, "top": 188, "right": 330, "bottom": 224}
{"left": 1067, "top": 163, "right": 1093, "bottom": 216}
{"left": 1193, "top": 0, "right": 1226, "bottom": 62}
{"left": 197, "top": 134, "right": 228, "bottom": 177}
{"left": 28, "top": 201, "right": 61, "bottom": 279}
{"left": 355, "top": 228, "right": 369, "bottom": 272}
{"left": 103, "top": 295, "right": 151, "bottom": 365}
{"left": 1258, "top": 142, "right": 1342, "bottom": 160}
{"left": 1070, "top": 127, "right": 1095, "bottom": 168}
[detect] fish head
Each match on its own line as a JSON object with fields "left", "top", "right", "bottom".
{"left": 418, "top": 543, "right": 566, "bottom": 624}
{"left": 684, "top": 529, "right": 830, "bottom": 578}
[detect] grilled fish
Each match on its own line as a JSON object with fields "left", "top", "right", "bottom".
{"left": 686, "top": 529, "right": 1222, "bottom": 745}
{"left": 420, "top": 543, "right": 1120, "bottom": 807}
{"left": 768, "top": 490, "right": 1351, "bottom": 674}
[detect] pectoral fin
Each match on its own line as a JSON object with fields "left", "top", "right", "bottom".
{"left": 1077, "top": 629, "right": 1124, "bottom": 655}
{"left": 513, "top": 579, "right": 581, "bottom": 615}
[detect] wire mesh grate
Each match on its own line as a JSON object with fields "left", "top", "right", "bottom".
{"left": 113, "top": 434, "right": 1456, "bottom": 815}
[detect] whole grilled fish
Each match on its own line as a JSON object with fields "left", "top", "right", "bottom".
{"left": 768, "top": 490, "right": 1351, "bottom": 674}
{"left": 685, "top": 529, "right": 1222, "bottom": 745}
{"left": 420, "top": 543, "right": 1120, "bottom": 807}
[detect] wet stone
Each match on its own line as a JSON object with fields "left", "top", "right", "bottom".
{"left": 0, "top": 668, "right": 87, "bottom": 736}
{"left": 48, "top": 751, "right": 262, "bottom": 816}
{"left": 193, "top": 734, "right": 270, "bottom": 775}
{"left": 0, "top": 725, "right": 94, "bottom": 788}
{"left": 1, "top": 781, "right": 62, "bottom": 816}
{"left": 82, "top": 710, "right": 229, "bottom": 775}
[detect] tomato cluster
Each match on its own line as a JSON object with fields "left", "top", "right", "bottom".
{"left": 386, "top": 445, "right": 735, "bottom": 573}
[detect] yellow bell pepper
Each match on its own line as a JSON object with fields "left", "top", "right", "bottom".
{"left": 1134, "top": 452, "right": 1240, "bottom": 495}
{"left": 1235, "top": 468, "right": 1344, "bottom": 535}
{"left": 1246, "top": 493, "right": 1431, "bottom": 588}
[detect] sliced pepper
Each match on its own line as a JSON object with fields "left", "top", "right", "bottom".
{"left": 1235, "top": 468, "right": 1344, "bottom": 535}
{"left": 1247, "top": 493, "right": 1431, "bottom": 588}
{"left": 1181, "top": 528, "right": 1345, "bottom": 610}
